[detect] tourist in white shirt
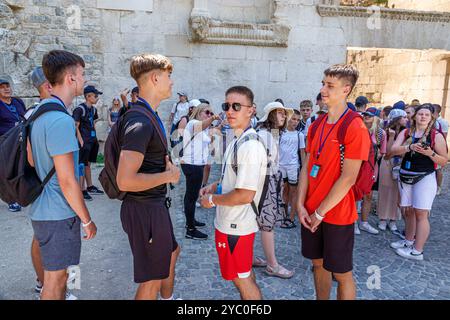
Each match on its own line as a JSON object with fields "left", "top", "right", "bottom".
{"left": 181, "top": 104, "right": 220, "bottom": 240}
{"left": 280, "top": 110, "right": 306, "bottom": 229}
{"left": 169, "top": 91, "right": 190, "bottom": 137}
{"left": 199, "top": 86, "right": 267, "bottom": 299}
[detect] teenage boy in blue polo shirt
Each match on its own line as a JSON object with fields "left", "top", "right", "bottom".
{"left": 0, "top": 76, "right": 26, "bottom": 212}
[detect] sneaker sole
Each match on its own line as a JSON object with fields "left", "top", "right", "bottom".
{"left": 360, "top": 228, "right": 379, "bottom": 235}
{"left": 185, "top": 235, "right": 208, "bottom": 240}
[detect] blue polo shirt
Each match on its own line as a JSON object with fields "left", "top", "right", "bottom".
{"left": 29, "top": 98, "right": 79, "bottom": 221}
{"left": 0, "top": 97, "right": 26, "bottom": 136}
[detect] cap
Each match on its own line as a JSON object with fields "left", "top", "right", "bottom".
{"left": 31, "top": 67, "right": 47, "bottom": 89}
{"left": 177, "top": 91, "right": 187, "bottom": 97}
{"left": 84, "top": 85, "right": 103, "bottom": 96}
{"left": 198, "top": 98, "right": 210, "bottom": 104}
{"left": 393, "top": 100, "right": 406, "bottom": 110}
{"left": 131, "top": 86, "right": 139, "bottom": 94}
{"left": 355, "top": 96, "right": 369, "bottom": 106}
{"left": 0, "top": 76, "right": 12, "bottom": 85}
{"left": 362, "top": 107, "right": 378, "bottom": 117}
{"left": 388, "top": 109, "right": 407, "bottom": 121}
{"left": 188, "top": 99, "right": 201, "bottom": 108}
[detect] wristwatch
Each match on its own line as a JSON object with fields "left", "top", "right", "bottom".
{"left": 208, "top": 194, "right": 216, "bottom": 207}
{"left": 431, "top": 152, "right": 436, "bottom": 157}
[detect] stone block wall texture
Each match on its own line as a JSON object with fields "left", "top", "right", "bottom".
{"left": 388, "top": 0, "right": 450, "bottom": 12}
{"left": 348, "top": 48, "right": 450, "bottom": 109}
{"left": 1, "top": 0, "right": 450, "bottom": 145}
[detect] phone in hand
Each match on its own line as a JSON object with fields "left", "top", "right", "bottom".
{"left": 421, "top": 141, "right": 430, "bottom": 149}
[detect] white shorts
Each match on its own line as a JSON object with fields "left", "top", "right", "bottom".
{"left": 398, "top": 172, "right": 437, "bottom": 210}
{"left": 280, "top": 165, "right": 300, "bottom": 186}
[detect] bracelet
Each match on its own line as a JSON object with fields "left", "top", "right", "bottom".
{"left": 314, "top": 210, "right": 324, "bottom": 221}
{"left": 82, "top": 220, "right": 92, "bottom": 228}
{"left": 208, "top": 194, "right": 216, "bottom": 207}
{"left": 408, "top": 144, "right": 412, "bottom": 151}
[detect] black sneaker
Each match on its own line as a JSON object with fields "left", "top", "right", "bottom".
{"left": 185, "top": 220, "right": 206, "bottom": 229}
{"left": 185, "top": 228, "right": 208, "bottom": 240}
{"left": 87, "top": 185, "right": 104, "bottom": 195}
{"left": 82, "top": 190, "right": 93, "bottom": 201}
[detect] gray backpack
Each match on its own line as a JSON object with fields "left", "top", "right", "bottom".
{"left": 231, "top": 133, "right": 286, "bottom": 232}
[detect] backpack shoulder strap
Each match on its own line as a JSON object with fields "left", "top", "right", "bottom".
{"left": 73, "top": 103, "right": 87, "bottom": 118}
{"left": 337, "top": 111, "right": 360, "bottom": 145}
{"left": 126, "top": 107, "right": 169, "bottom": 153}
{"left": 28, "top": 102, "right": 69, "bottom": 123}
{"left": 308, "top": 113, "right": 327, "bottom": 141}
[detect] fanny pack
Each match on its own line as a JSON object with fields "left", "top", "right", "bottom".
{"left": 399, "top": 171, "right": 433, "bottom": 185}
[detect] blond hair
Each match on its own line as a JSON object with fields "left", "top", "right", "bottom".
{"left": 190, "top": 103, "right": 211, "bottom": 121}
{"left": 324, "top": 64, "right": 359, "bottom": 92}
{"left": 130, "top": 54, "right": 173, "bottom": 83}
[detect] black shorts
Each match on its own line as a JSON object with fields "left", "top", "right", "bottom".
{"left": 120, "top": 198, "right": 178, "bottom": 283}
{"left": 301, "top": 222, "right": 354, "bottom": 274}
{"left": 79, "top": 140, "right": 99, "bottom": 165}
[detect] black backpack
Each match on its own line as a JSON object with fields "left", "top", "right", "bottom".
{"left": 99, "top": 106, "right": 171, "bottom": 200}
{"left": 0, "top": 102, "right": 68, "bottom": 206}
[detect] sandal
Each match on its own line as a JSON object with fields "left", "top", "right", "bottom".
{"left": 265, "top": 264, "right": 294, "bottom": 279}
{"left": 280, "top": 219, "right": 296, "bottom": 229}
{"left": 252, "top": 256, "right": 267, "bottom": 267}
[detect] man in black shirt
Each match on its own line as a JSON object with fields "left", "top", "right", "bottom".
{"left": 115, "top": 53, "right": 181, "bottom": 300}
{"left": 73, "top": 85, "right": 104, "bottom": 201}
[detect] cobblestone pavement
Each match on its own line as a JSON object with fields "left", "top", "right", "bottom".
{"left": 0, "top": 166, "right": 449, "bottom": 300}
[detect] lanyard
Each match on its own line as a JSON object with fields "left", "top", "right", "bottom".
{"left": 1, "top": 99, "right": 20, "bottom": 121}
{"left": 316, "top": 108, "right": 349, "bottom": 160}
{"left": 137, "top": 97, "right": 166, "bottom": 140}
{"left": 220, "top": 126, "right": 253, "bottom": 182}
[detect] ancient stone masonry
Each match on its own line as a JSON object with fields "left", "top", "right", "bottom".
{"left": 189, "top": 0, "right": 291, "bottom": 47}
{"left": 317, "top": 2, "right": 450, "bottom": 23}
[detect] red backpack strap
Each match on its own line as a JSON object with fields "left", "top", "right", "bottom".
{"left": 308, "top": 113, "right": 327, "bottom": 141}
{"left": 337, "top": 111, "right": 361, "bottom": 145}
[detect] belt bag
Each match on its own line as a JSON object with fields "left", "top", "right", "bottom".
{"left": 399, "top": 171, "right": 433, "bottom": 185}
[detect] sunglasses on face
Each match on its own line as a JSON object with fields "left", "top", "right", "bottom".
{"left": 222, "top": 102, "right": 253, "bottom": 112}
{"left": 204, "top": 110, "right": 214, "bottom": 116}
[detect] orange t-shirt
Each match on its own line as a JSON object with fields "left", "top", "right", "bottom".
{"left": 305, "top": 115, "right": 371, "bottom": 225}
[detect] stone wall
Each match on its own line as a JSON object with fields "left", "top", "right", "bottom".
{"left": 2, "top": 0, "right": 450, "bottom": 146}
{"left": 388, "top": 0, "right": 450, "bottom": 12}
{"left": 348, "top": 48, "right": 450, "bottom": 111}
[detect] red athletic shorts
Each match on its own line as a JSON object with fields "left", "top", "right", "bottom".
{"left": 215, "top": 229, "right": 255, "bottom": 281}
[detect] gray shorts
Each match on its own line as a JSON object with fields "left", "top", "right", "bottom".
{"left": 32, "top": 217, "right": 81, "bottom": 271}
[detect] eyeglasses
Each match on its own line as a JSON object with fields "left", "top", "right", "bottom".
{"left": 222, "top": 102, "right": 253, "bottom": 112}
{"left": 204, "top": 110, "right": 214, "bottom": 116}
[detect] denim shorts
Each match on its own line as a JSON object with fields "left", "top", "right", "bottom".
{"left": 32, "top": 217, "right": 81, "bottom": 271}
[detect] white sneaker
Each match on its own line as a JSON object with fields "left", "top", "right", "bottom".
{"left": 388, "top": 221, "right": 398, "bottom": 232}
{"left": 359, "top": 222, "right": 379, "bottom": 235}
{"left": 390, "top": 239, "right": 413, "bottom": 250}
{"left": 38, "top": 291, "right": 78, "bottom": 300}
{"left": 436, "top": 187, "right": 441, "bottom": 196}
{"left": 395, "top": 247, "right": 423, "bottom": 261}
{"left": 65, "top": 292, "right": 78, "bottom": 300}
{"left": 378, "top": 220, "right": 387, "bottom": 231}
{"left": 354, "top": 222, "right": 360, "bottom": 235}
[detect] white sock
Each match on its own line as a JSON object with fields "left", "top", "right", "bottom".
{"left": 160, "top": 294, "right": 173, "bottom": 300}
{"left": 405, "top": 239, "right": 414, "bottom": 246}
{"left": 411, "top": 247, "right": 423, "bottom": 255}
{"left": 361, "top": 221, "right": 369, "bottom": 227}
